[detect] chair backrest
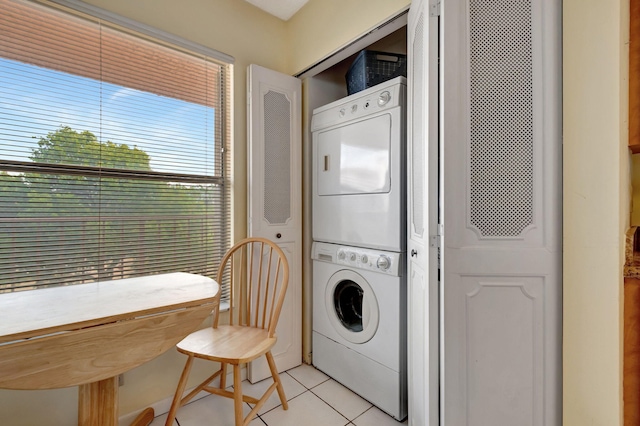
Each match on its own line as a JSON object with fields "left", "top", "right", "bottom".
{"left": 215, "top": 237, "right": 289, "bottom": 337}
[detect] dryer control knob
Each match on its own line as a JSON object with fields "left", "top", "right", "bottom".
{"left": 349, "top": 252, "right": 357, "bottom": 262}
{"left": 377, "top": 255, "right": 391, "bottom": 270}
{"left": 337, "top": 250, "right": 346, "bottom": 260}
{"left": 378, "top": 91, "right": 391, "bottom": 106}
{"left": 339, "top": 108, "right": 346, "bottom": 117}
{"left": 361, "top": 254, "right": 369, "bottom": 264}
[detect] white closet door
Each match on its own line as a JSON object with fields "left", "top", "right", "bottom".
{"left": 441, "top": 1, "right": 562, "bottom": 425}
{"left": 247, "top": 64, "right": 302, "bottom": 382}
{"left": 407, "top": 0, "right": 440, "bottom": 425}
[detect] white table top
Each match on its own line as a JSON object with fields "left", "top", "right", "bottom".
{"left": 0, "top": 272, "right": 219, "bottom": 344}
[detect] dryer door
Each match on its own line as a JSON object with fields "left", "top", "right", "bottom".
{"left": 325, "top": 269, "right": 379, "bottom": 344}
{"left": 315, "top": 114, "right": 391, "bottom": 196}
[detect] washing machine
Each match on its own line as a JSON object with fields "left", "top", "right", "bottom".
{"left": 312, "top": 241, "right": 407, "bottom": 420}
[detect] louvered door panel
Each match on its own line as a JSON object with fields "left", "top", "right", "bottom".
{"left": 247, "top": 64, "right": 302, "bottom": 382}
{"left": 441, "top": 1, "right": 562, "bottom": 425}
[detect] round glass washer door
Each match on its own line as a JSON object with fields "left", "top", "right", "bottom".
{"left": 325, "top": 269, "right": 379, "bottom": 344}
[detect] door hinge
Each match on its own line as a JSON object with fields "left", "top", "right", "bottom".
{"left": 430, "top": 0, "right": 441, "bottom": 17}
{"left": 429, "top": 224, "right": 443, "bottom": 248}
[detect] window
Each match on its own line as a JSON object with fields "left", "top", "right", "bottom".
{"left": 0, "top": 0, "right": 233, "bottom": 295}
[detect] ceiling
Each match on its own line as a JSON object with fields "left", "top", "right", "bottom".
{"left": 244, "top": 0, "right": 310, "bottom": 21}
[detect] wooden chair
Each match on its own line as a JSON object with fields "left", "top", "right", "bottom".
{"left": 165, "top": 237, "right": 290, "bottom": 426}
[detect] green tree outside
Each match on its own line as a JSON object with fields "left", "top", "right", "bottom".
{"left": 0, "top": 126, "right": 216, "bottom": 291}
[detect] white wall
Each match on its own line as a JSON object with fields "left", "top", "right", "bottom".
{"left": 563, "top": 0, "right": 629, "bottom": 424}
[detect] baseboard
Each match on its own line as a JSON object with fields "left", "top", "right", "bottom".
{"left": 118, "top": 369, "right": 244, "bottom": 426}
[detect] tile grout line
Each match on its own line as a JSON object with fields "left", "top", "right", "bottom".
{"left": 256, "top": 382, "right": 313, "bottom": 417}
{"left": 286, "top": 367, "right": 407, "bottom": 425}
{"left": 307, "top": 385, "right": 358, "bottom": 424}
{"left": 257, "top": 367, "right": 341, "bottom": 425}
{"left": 254, "top": 369, "right": 326, "bottom": 421}
{"left": 285, "top": 368, "right": 331, "bottom": 391}
{"left": 284, "top": 366, "right": 378, "bottom": 424}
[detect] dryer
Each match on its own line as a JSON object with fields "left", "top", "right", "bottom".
{"left": 311, "top": 77, "right": 406, "bottom": 252}
{"left": 312, "top": 241, "right": 407, "bottom": 420}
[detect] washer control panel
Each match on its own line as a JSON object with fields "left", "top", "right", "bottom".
{"left": 313, "top": 242, "right": 402, "bottom": 276}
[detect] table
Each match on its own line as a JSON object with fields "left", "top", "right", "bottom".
{"left": 0, "top": 272, "right": 219, "bottom": 426}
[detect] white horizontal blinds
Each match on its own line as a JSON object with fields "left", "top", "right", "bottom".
{"left": 0, "top": 0, "right": 231, "bottom": 293}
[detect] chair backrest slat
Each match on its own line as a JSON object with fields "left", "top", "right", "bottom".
{"left": 252, "top": 241, "right": 263, "bottom": 328}
{"left": 229, "top": 255, "right": 235, "bottom": 326}
{"left": 266, "top": 256, "right": 281, "bottom": 332}
{"left": 245, "top": 243, "right": 252, "bottom": 326}
{"left": 260, "top": 246, "right": 274, "bottom": 329}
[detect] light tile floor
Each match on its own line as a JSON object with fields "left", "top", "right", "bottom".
{"left": 150, "top": 364, "right": 408, "bottom": 426}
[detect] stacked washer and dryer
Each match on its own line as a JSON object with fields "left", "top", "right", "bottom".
{"left": 311, "top": 76, "right": 407, "bottom": 421}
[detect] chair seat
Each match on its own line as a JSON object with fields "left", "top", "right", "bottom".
{"left": 176, "top": 325, "right": 277, "bottom": 364}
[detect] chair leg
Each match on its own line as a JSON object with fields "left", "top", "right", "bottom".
{"left": 266, "top": 351, "right": 288, "bottom": 410}
{"left": 220, "top": 362, "right": 227, "bottom": 389}
{"left": 165, "top": 355, "right": 194, "bottom": 426}
{"left": 233, "top": 364, "right": 244, "bottom": 426}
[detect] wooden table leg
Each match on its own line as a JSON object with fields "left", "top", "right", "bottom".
{"left": 78, "top": 377, "right": 118, "bottom": 426}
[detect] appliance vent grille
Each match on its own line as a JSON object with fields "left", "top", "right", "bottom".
{"left": 263, "top": 90, "right": 291, "bottom": 225}
{"left": 411, "top": 12, "right": 425, "bottom": 237}
{"left": 468, "top": 0, "right": 534, "bottom": 237}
